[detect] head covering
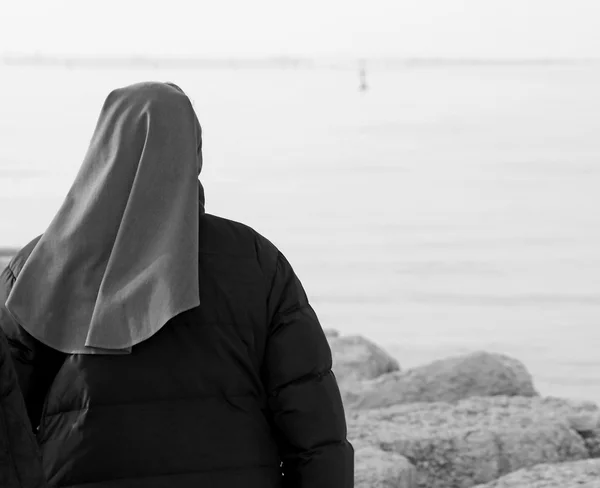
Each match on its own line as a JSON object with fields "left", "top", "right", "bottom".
{"left": 5, "top": 81, "right": 203, "bottom": 355}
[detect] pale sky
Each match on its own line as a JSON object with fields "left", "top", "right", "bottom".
{"left": 2, "top": 0, "right": 600, "bottom": 59}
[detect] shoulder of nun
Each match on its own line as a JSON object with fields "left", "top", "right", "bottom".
{"left": 4, "top": 235, "right": 42, "bottom": 278}
{"left": 205, "top": 213, "right": 281, "bottom": 261}
{"left": 203, "top": 213, "right": 284, "bottom": 284}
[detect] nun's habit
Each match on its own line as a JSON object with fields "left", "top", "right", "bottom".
{"left": 6, "top": 82, "right": 202, "bottom": 355}
{"left": 0, "top": 81, "right": 353, "bottom": 488}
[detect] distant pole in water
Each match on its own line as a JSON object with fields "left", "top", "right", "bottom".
{"left": 359, "top": 60, "right": 368, "bottom": 92}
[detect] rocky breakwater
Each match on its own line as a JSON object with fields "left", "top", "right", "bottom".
{"left": 328, "top": 331, "right": 600, "bottom": 488}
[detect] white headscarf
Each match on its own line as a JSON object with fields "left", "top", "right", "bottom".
{"left": 6, "top": 81, "right": 202, "bottom": 355}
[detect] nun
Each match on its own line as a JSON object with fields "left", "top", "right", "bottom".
{"left": 0, "top": 82, "right": 353, "bottom": 488}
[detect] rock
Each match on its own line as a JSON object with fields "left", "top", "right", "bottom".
{"left": 354, "top": 441, "right": 417, "bottom": 488}
{"left": 343, "top": 351, "right": 538, "bottom": 409}
{"left": 329, "top": 335, "right": 400, "bottom": 384}
{"left": 347, "top": 396, "right": 597, "bottom": 488}
{"left": 471, "top": 458, "right": 600, "bottom": 488}
{"left": 566, "top": 408, "right": 600, "bottom": 432}
{"left": 579, "top": 429, "right": 600, "bottom": 458}
{"left": 566, "top": 410, "right": 600, "bottom": 458}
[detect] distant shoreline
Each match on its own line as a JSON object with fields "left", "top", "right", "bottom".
{"left": 0, "top": 248, "right": 18, "bottom": 257}
{"left": 2, "top": 55, "right": 600, "bottom": 70}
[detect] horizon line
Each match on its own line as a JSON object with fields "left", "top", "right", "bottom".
{"left": 3, "top": 53, "right": 600, "bottom": 69}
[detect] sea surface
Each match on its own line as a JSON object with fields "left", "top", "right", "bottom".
{"left": 1, "top": 62, "right": 599, "bottom": 404}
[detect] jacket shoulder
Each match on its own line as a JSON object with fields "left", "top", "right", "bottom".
{"left": 201, "top": 213, "right": 281, "bottom": 262}
{"left": 4, "top": 235, "right": 42, "bottom": 277}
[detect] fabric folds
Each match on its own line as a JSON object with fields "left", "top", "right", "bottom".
{"left": 5, "top": 82, "right": 203, "bottom": 354}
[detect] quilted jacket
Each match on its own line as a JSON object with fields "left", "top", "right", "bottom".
{"left": 0, "top": 205, "right": 354, "bottom": 488}
{"left": 0, "top": 319, "right": 47, "bottom": 487}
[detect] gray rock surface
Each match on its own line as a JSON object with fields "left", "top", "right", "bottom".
{"left": 354, "top": 441, "right": 417, "bottom": 488}
{"left": 343, "top": 351, "right": 538, "bottom": 409}
{"left": 329, "top": 334, "right": 400, "bottom": 384}
{"left": 471, "top": 458, "right": 600, "bottom": 488}
{"left": 565, "top": 410, "right": 600, "bottom": 458}
{"left": 347, "top": 396, "right": 598, "bottom": 488}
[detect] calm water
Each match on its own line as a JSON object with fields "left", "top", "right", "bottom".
{"left": 1, "top": 63, "right": 599, "bottom": 404}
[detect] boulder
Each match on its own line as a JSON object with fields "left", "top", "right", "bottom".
{"left": 343, "top": 351, "right": 538, "bottom": 409}
{"left": 471, "top": 458, "right": 600, "bottom": 488}
{"left": 329, "top": 335, "right": 400, "bottom": 384}
{"left": 564, "top": 409, "right": 600, "bottom": 458}
{"left": 347, "top": 395, "right": 598, "bottom": 488}
{"left": 354, "top": 441, "right": 417, "bottom": 488}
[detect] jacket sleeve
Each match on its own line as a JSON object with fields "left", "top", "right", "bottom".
{"left": 0, "top": 312, "right": 47, "bottom": 487}
{"left": 262, "top": 251, "right": 354, "bottom": 488}
{"left": 0, "top": 264, "right": 64, "bottom": 432}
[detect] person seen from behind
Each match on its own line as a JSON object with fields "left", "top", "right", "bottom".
{"left": 0, "top": 81, "right": 354, "bottom": 488}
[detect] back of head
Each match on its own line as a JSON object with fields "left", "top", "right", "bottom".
{"left": 6, "top": 81, "right": 203, "bottom": 355}
{"left": 89, "top": 81, "right": 203, "bottom": 175}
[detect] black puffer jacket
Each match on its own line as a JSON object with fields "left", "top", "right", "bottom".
{"left": 0, "top": 209, "right": 354, "bottom": 488}
{"left": 0, "top": 315, "right": 47, "bottom": 487}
